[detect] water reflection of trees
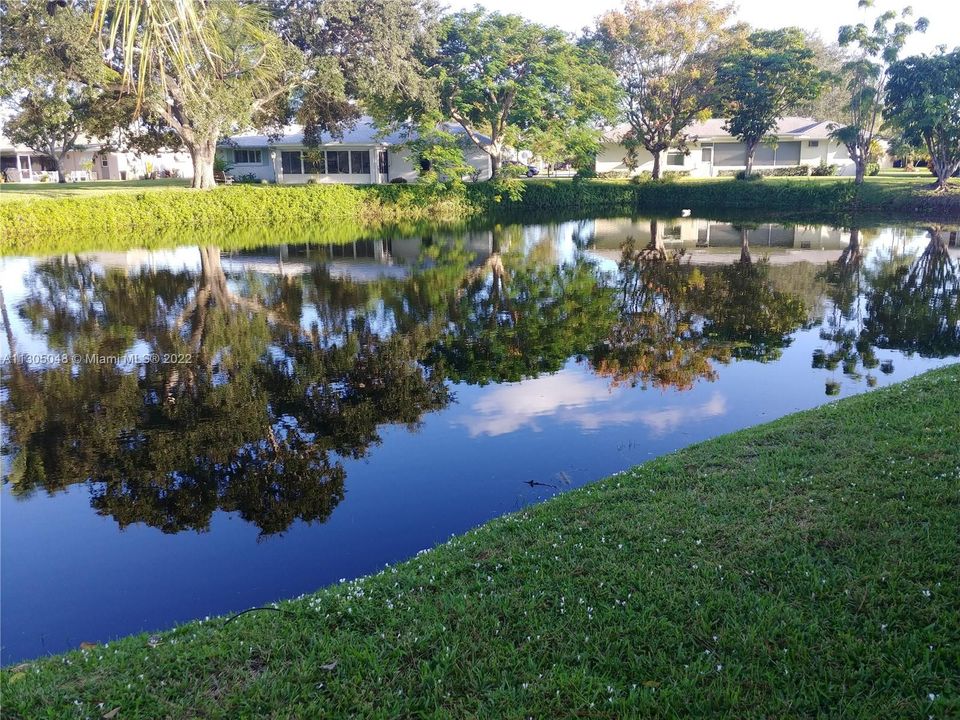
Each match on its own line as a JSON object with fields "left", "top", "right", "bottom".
{"left": 589, "top": 240, "right": 729, "bottom": 390}
{"left": 5, "top": 229, "right": 948, "bottom": 535}
{"left": 864, "top": 228, "right": 959, "bottom": 357}
{"left": 812, "top": 227, "right": 959, "bottom": 392}
{"left": 2, "top": 249, "right": 448, "bottom": 536}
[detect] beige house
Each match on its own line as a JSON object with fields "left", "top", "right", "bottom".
{"left": 596, "top": 117, "right": 864, "bottom": 177}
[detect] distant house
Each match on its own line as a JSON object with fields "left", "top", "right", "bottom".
{"left": 217, "top": 117, "right": 492, "bottom": 185}
{"left": 0, "top": 134, "right": 193, "bottom": 182}
{"left": 596, "top": 117, "right": 870, "bottom": 177}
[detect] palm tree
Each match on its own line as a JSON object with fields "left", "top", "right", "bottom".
{"left": 92, "top": 0, "right": 297, "bottom": 188}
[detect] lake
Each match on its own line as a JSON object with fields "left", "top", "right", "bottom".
{"left": 1, "top": 214, "right": 957, "bottom": 664}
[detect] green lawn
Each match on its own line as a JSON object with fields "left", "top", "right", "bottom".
{"left": 0, "top": 178, "right": 190, "bottom": 203}
{"left": 3, "top": 365, "right": 958, "bottom": 718}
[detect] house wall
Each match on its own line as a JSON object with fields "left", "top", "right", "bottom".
{"left": 216, "top": 144, "right": 492, "bottom": 185}
{"left": 1, "top": 148, "right": 194, "bottom": 182}
{"left": 598, "top": 139, "right": 857, "bottom": 177}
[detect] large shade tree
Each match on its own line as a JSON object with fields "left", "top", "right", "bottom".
{"left": 0, "top": 1, "right": 115, "bottom": 183}
{"left": 273, "top": 0, "right": 441, "bottom": 145}
{"left": 715, "top": 28, "right": 829, "bottom": 175}
{"left": 428, "top": 9, "right": 619, "bottom": 176}
{"left": 831, "top": 0, "right": 927, "bottom": 184}
{"left": 884, "top": 50, "right": 960, "bottom": 191}
{"left": 592, "top": 0, "right": 736, "bottom": 179}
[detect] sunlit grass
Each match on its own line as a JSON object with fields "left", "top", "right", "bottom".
{"left": 2, "top": 365, "right": 957, "bottom": 718}
{"left": 0, "top": 178, "right": 191, "bottom": 203}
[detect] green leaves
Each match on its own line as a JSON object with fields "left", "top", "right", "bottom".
{"left": 430, "top": 9, "right": 619, "bottom": 173}
{"left": 884, "top": 50, "right": 960, "bottom": 189}
{"left": 592, "top": 0, "right": 736, "bottom": 177}
{"left": 715, "top": 28, "right": 828, "bottom": 170}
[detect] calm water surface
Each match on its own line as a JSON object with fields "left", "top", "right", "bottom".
{"left": 2, "top": 215, "right": 958, "bottom": 663}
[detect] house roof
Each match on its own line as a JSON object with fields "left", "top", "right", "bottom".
{"left": 0, "top": 132, "right": 109, "bottom": 154}
{"left": 602, "top": 116, "right": 837, "bottom": 143}
{"left": 220, "top": 116, "right": 491, "bottom": 149}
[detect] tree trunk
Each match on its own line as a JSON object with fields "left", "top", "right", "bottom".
{"left": 651, "top": 152, "right": 662, "bottom": 180}
{"left": 188, "top": 137, "right": 218, "bottom": 190}
{"left": 739, "top": 229, "right": 751, "bottom": 264}
{"left": 931, "top": 160, "right": 958, "bottom": 191}
{"left": 854, "top": 158, "right": 866, "bottom": 185}
{"left": 744, "top": 142, "right": 757, "bottom": 176}
{"left": 55, "top": 156, "right": 66, "bottom": 184}
{"left": 489, "top": 152, "right": 501, "bottom": 178}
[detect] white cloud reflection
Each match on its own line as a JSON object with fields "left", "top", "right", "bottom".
{"left": 453, "top": 369, "right": 727, "bottom": 438}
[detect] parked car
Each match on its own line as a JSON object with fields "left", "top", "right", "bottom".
{"left": 504, "top": 160, "right": 540, "bottom": 177}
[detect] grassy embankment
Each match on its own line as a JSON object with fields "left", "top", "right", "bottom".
{"left": 2, "top": 365, "right": 958, "bottom": 718}
{"left": 1, "top": 172, "right": 958, "bottom": 256}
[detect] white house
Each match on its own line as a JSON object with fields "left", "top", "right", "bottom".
{"left": 217, "top": 117, "right": 492, "bottom": 185}
{"left": 596, "top": 117, "right": 860, "bottom": 177}
{"left": 0, "top": 134, "right": 194, "bottom": 182}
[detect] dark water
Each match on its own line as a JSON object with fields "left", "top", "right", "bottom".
{"left": 2, "top": 215, "right": 958, "bottom": 663}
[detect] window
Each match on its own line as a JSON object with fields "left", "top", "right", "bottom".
{"left": 775, "top": 141, "right": 801, "bottom": 165}
{"left": 666, "top": 150, "right": 685, "bottom": 166}
{"left": 808, "top": 140, "right": 819, "bottom": 147}
{"left": 713, "top": 142, "right": 747, "bottom": 165}
{"left": 326, "top": 150, "right": 350, "bottom": 174}
{"left": 378, "top": 150, "right": 389, "bottom": 175}
{"left": 753, "top": 144, "right": 775, "bottom": 166}
{"left": 303, "top": 151, "right": 325, "bottom": 174}
{"left": 350, "top": 150, "right": 371, "bottom": 175}
{"left": 101, "top": 157, "right": 109, "bottom": 167}
{"left": 701, "top": 147, "right": 713, "bottom": 162}
{"left": 233, "top": 149, "right": 262, "bottom": 164}
{"left": 281, "top": 151, "right": 303, "bottom": 174}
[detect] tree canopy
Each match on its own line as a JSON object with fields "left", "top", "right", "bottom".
{"left": 715, "top": 28, "right": 829, "bottom": 175}
{"left": 831, "top": 1, "right": 928, "bottom": 184}
{"left": 592, "top": 0, "right": 737, "bottom": 179}
{"left": 428, "top": 9, "right": 619, "bottom": 176}
{"left": 884, "top": 50, "right": 960, "bottom": 191}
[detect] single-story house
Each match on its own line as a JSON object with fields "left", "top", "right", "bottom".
{"left": 217, "top": 117, "right": 492, "bottom": 185}
{"left": 596, "top": 117, "right": 875, "bottom": 177}
{"left": 0, "top": 134, "right": 193, "bottom": 182}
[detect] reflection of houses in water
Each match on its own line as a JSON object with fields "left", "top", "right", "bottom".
{"left": 589, "top": 218, "right": 864, "bottom": 265}
{"left": 222, "top": 231, "right": 498, "bottom": 282}
{"left": 592, "top": 218, "right": 849, "bottom": 249}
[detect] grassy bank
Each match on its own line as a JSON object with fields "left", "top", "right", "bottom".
{"left": 3, "top": 365, "right": 958, "bottom": 718}
{"left": 2, "top": 175, "right": 958, "bottom": 255}
{"left": 0, "top": 183, "right": 480, "bottom": 255}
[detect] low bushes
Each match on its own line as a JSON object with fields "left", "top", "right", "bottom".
{"left": 0, "top": 183, "right": 478, "bottom": 254}
{"left": 719, "top": 165, "right": 810, "bottom": 177}
{"left": 811, "top": 162, "right": 839, "bottom": 176}
{"left": 3, "top": 176, "right": 957, "bottom": 255}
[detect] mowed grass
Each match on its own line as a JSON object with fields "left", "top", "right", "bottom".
{"left": 2, "top": 366, "right": 959, "bottom": 718}
{"left": 0, "top": 178, "right": 190, "bottom": 203}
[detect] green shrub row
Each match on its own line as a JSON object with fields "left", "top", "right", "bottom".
{"left": 2, "top": 177, "right": 957, "bottom": 256}
{"left": 0, "top": 183, "right": 480, "bottom": 254}
{"left": 718, "top": 165, "right": 811, "bottom": 177}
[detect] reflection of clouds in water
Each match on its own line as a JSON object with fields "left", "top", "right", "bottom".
{"left": 454, "top": 369, "right": 727, "bottom": 437}
{"left": 631, "top": 393, "right": 727, "bottom": 436}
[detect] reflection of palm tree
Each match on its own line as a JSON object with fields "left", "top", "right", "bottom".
{"left": 2, "top": 250, "right": 451, "bottom": 535}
